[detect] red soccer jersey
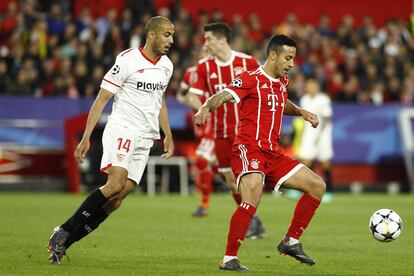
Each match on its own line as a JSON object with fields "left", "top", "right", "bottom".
{"left": 180, "top": 66, "right": 197, "bottom": 92}
{"left": 189, "top": 51, "right": 259, "bottom": 139}
{"left": 181, "top": 66, "right": 213, "bottom": 139}
{"left": 224, "top": 67, "right": 289, "bottom": 151}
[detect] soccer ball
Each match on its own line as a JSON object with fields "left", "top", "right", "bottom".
{"left": 369, "top": 209, "right": 403, "bottom": 242}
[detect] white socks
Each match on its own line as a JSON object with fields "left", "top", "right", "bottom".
{"left": 223, "top": 255, "right": 237, "bottom": 263}
{"left": 286, "top": 236, "right": 299, "bottom": 245}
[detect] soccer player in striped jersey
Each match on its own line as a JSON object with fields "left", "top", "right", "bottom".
{"left": 189, "top": 22, "right": 265, "bottom": 238}
{"left": 176, "top": 48, "right": 217, "bottom": 217}
{"left": 195, "top": 34, "right": 326, "bottom": 270}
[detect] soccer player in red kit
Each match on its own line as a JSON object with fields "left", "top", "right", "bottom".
{"left": 189, "top": 22, "right": 264, "bottom": 237}
{"left": 177, "top": 49, "right": 216, "bottom": 217}
{"left": 195, "top": 34, "right": 326, "bottom": 270}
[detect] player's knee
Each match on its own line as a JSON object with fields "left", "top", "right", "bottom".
{"left": 104, "top": 179, "right": 126, "bottom": 197}
{"left": 310, "top": 177, "right": 326, "bottom": 199}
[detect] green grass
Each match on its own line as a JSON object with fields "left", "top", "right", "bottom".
{"left": 0, "top": 193, "right": 413, "bottom": 275}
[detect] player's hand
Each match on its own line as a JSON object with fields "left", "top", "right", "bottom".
{"left": 194, "top": 106, "right": 210, "bottom": 126}
{"left": 74, "top": 138, "right": 90, "bottom": 163}
{"left": 161, "top": 135, "right": 174, "bottom": 159}
{"left": 301, "top": 109, "right": 319, "bottom": 128}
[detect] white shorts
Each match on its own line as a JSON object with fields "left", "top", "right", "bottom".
{"left": 195, "top": 138, "right": 217, "bottom": 164}
{"left": 298, "top": 126, "right": 333, "bottom": 162}
{"left": 100, "top": 123, "right": 154, "bottom": 185}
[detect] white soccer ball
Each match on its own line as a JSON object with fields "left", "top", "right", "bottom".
{"left": 369, "top": 209, "right": 403, "bottom": 242}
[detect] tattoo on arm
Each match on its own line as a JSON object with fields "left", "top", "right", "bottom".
{"left": 205, "top": 91, "right": 234, "bottom": 112}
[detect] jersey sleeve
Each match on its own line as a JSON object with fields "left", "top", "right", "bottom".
{"left": 100, "top": 54, "right": 129, "bottom": 94}
{"left": 223, "top": 71, "right": 255, "bottom": 104}
{"left": 180, "top": 69, "right": 191, "bottom": 90}
{"left": 189, "top": 63, "right": 207, "bottom": 96}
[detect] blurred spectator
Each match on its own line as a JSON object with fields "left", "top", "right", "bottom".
{"left": 46, "top": 3, "right": 66, "bottom": 36}
{"left": 0, "top": 0, "right": 412, "bottom": 105}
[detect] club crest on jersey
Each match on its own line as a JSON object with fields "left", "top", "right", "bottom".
{"left": 233, "top": 67, "right": 244, "bottom": 76}
{"left": 111, "top": 65, "right": 120, "bottom": 75}
{"left": 116, "top": 154, "right": 125, "bottom": 162}
{"left": 230, "top": 78, "right": 242, "bottom": 88}
{"left": 250, "top": 159, "right": 260, "bottom": 169}
{"left": 280, "top": 83, "right": 287, "bottom": 92}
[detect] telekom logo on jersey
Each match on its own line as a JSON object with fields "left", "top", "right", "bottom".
{"left": 267, "top": 94, "right": 284, "bottom": 112}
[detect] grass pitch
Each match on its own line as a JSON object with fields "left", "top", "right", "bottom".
{"left": 0, "top": 192, "right": 413, "bottom": 275}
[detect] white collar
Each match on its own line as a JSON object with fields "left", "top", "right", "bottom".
{"left": 214, "top": 50, "right": 235, "bottom": 66}
{"left": 259, "top": 66, "right": 280, "bottom": 82}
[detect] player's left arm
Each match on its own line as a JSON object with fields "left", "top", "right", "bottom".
{"left": 194, "top": 91, "right": 234, "bottom": 126}
{"left": 159, "top": 94, "right": 175, "bottom": 158}
{"left": 284, "top": 99, "right": 319, "bottom": 128}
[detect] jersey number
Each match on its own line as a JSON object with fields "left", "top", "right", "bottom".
{"left": 117, "top": 138, "right": 131, "bottom": 152}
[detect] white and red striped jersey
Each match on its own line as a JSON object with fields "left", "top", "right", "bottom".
{"left": 181, "top": 66, "right": 213, "bottom": 139}
{"left": 189, "top": 51, "right": 259, "bottom": 139}
{"left": 100, "top": 48, "right": 173, "bottom": 139}
{"left": 224, "top": 67, "right": 289, "bottom": 151}
{"left": 180, "top": 66, "right": 197, "bottom": 91}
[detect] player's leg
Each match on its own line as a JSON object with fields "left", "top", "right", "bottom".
{"left": 217, "top": 139, "right": 265, "bottom": 239}
{"left": 48, "top": 167, "right": 128, "bottom": 264}
{"left": 277, "top": 166, "right": 325, "bottom": 265}
{"left": 220, "top": 172, "right": 263, "bottom": 271}
{"left": 320, "top": 160, "right": 334, "bottom": 202}
{"left": 65, "top": 179, "right": 136, "bottom": 249}
{"left": 318, "top": 131, "right": 334, "bottom": 200}
{"left": 192, "top": 138, "right": 215, "bottom": 217}
{"left": 61, "top": 167, "right": 128, "bottom": 234}
{"left": 48, "top": 124, "right": 136, "bottom": 264}
{"left": 301, "top": 159, "right": 314, "bottom": 169}
{"left": 192, "top": 156, "right": 213, "bottom": 217}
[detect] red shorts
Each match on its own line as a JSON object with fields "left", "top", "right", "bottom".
{"left": 231, "top": 143, "right": 303, "bottom": 191}
{"left": 214, "top": 136, "right": 235, "bottom": 173}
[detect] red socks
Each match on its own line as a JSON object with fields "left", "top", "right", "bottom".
{"left": 225, "top": 202, "right": 256, "bottom": 256}
{"left": 195, "top": 157, "right": 213, "bottom": 209}
{"left": 199, "top": 170, "right": 213, "bottom": 208}
{"left": 286, "top": 193, "right": 321, "bottom": 240}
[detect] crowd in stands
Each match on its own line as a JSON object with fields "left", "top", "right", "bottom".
{"left": 1, "top": 0, "right": 414, "bottom": 105}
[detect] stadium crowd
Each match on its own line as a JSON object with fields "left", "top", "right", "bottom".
{"left": 0, "top": 0, "right": 413, "bottom": 104}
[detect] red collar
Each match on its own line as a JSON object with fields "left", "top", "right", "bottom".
{"left": 139, "top": 48, "right": 161, "bottom": 65}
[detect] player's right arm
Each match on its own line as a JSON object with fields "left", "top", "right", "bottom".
{"left": 194, "top": 91, "right": 234, "bottom": 126}
{"left": 75, "top": 52, "right": 128, "bottom": 163}
{"left": 194, "top": 72, "right": 252, "bottom": 126}
{"left": 75, "top": 89, "right": 114, "bottom": 163}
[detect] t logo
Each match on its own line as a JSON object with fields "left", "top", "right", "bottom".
{"left": 267, "top": 94, "right": 284, "bottom": 111}
{"left": 267, "top": 94, "right": 279, "bottom": 111}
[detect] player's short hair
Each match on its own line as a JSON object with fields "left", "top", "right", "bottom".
{"left": 144, "top": 16, "right": 172, "bottom": 36}
{"left": 266, "top": 34, "right": 297, "bottom": 56}
{"left": 204, "top": 22, "right": 232, "bottom": 43}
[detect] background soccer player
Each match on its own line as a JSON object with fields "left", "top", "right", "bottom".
{"left": 189, "top": 22, "right": 264, "bottom": 238}
{"left": 194, "top": 34, "right": 326, "bottom": 270}
{"left": 47, "top": 16, "right": 175, "bottom": 264}
{"left": 298, "top": 77, "right": 334, "bottom": 202}
{"left": 176, "top": 47, "right": 217, "bottom": 217}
